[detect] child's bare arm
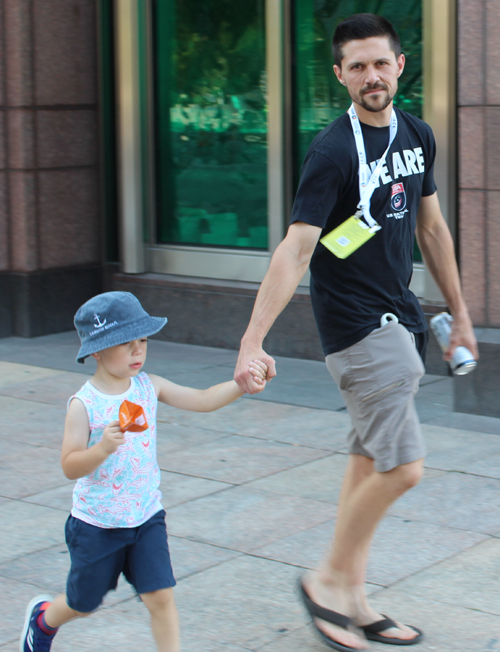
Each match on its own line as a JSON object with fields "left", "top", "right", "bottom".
{"left": 150, "top": 375, "right": 242, "bottom": 412}
{"left": 150, "top": 360, "right": 267, "bottom": 412}
{"left": 61, "top": 398, "right": 125, "bottom": 480}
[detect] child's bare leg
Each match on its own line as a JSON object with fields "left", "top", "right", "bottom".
{"left": 141, "top": 588, "right": 180, "bottom": 652}
{"left": 44, "top": 594, "right": 90, "bottom": 628}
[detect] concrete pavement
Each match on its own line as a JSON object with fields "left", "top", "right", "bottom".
{"left": 0, "top": 332, "right": 499, "bottom": 651}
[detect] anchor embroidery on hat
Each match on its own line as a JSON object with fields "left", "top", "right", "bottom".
{"left": 94, "top": 313, "right": 107, "bottom": 328}
{"left": 88, "top": 318, "right": 119, "bottom": 337}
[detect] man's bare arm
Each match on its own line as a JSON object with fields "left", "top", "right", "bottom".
{"left": 416, "top": 192, "right": 478, "bottom": 359}
{"left": 234, "top": 221, "right": 322, "bottom": 393}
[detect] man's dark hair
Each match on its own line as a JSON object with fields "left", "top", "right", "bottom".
{"left": 332, "top": 14, "right": 401, "bottom": 67}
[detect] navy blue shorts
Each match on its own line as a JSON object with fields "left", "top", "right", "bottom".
{"left": 65, "top": 510, "right": 176, "bottom": 613}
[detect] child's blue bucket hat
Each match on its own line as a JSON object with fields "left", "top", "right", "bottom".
{"left": 74, "top": 291, "right": 167, "bottom": 363}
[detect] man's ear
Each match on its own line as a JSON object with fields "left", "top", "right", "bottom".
{"left": 397, "top": 53, "right": 405, "bottom": 78}
{"left": 333, "top": 64, "right": 346, "bottom": 86}
{"left": 91, "top": 352, "right": 101, "bottom": 361}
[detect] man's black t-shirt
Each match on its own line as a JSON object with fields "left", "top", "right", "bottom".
{"left": 290, "top": 107, "right": 437, "bottom": 356}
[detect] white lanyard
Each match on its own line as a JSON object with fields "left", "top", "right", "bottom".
{"left": 348, "top": 103, "right": 398, "bottom": 231}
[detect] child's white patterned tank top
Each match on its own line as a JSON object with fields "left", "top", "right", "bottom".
{"left": 69, "top": 372, "right": 163, "bottom": 528}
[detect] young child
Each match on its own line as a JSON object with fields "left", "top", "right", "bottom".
{"left": 20, "top": 291, "right": 267, "bottom": 652}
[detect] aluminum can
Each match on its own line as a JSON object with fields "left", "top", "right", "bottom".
{"left": 430, "top": 312, "right": 477, "bottom": 375}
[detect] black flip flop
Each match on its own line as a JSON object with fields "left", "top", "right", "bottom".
{"left": 298, "top": 579, "right": 367, "bottom": 652}
{"left": 361, "top": 615, "right": 423, "bottom": 645}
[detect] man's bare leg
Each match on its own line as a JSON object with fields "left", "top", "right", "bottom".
{"left": 303, "top": 455, "right": 424, "bottom": 649}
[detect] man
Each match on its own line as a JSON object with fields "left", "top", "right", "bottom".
{"left": 234, "top": 13, "right": 478, "bottom": 652}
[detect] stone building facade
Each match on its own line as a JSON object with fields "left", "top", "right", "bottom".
{"left": 0, "top": 0, "right": 101, "bottom": 338}
{"left": 0, "top": 0, "right": 498, "bottom": 414}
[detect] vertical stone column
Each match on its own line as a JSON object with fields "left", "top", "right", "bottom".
{"left": 458, "top": 0, "right": 500, "bottom": 327}
{"left": 0, "top": 0, "right": 102, "bottom": 337}
{"left": 454, "top": 0, "right": 500, "bottom": 417}
{"left": 0, "top": 0, "right": 7, "bottom": 275}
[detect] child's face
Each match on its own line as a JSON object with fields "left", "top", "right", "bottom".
{"left": 92, "top": 338, "right": 148, "bottom": 378}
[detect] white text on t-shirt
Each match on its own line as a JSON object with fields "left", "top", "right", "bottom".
{"left": 366, "top": 147, "right": 425, "bottom": 187}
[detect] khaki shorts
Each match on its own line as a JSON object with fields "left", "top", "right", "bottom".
{"left": 326, "top": 321, "right": 426, "bottom": 473}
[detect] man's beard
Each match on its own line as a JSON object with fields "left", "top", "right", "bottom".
{"left": 354, "top": 83, "right": 395, "bottom": 113}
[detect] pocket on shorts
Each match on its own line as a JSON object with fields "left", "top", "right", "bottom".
{"left": 360, "top": 379, "right": 405, "bottom": 403}
{"left": 367, "top": 322, "right": 425, "bottom": 381}
{"left": 357, "top": 333, "right": 424, "bottom": 417}
{"left": 326, "top": 339, "right": 372, "bottom": 392}
{"left": 330, "top": 323, "right": 424, "bottom": 408}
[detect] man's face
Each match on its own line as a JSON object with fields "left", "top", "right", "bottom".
{"left": 333, "top": 36, "right": 405, "bottom": 113}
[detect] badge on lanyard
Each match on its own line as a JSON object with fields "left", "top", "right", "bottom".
{"left": 320, "top": 105, "right": 398, "bottom": 259}
{"left": 320, "top": 210, "right": 376, "bottom": 259}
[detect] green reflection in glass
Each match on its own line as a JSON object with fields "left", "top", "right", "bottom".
{"left": 294, "top": 0, "right": 423, "bottom": 258}
{"left": 294, "top": 0, "right": 423, "bottom": 167}
{"left": 154, "top": 0, "right": 268, "bottom": 249}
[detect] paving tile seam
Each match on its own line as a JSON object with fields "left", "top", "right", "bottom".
{"left": 245, "top": 396, "right": 346, "bottom": 413}
{"left": 156, "top": 421, "right": 231, "bottom": 437}
{"left": 17, "top": 499, "right": 70, "bottom": 512}
{"left": 244, "top": 550, "right": 310, "bottom": 570}
{"left": 9, "top": 495, "right": 71, "bottom": 514}
{"left": 16, "top": 494, "right": 71, "bottom": 514}
{"left": 0, "top": 573, "right": 60, "bottom": 593}
{"left": 231, "top": 432, "right": 345, "bottom": 452}
{"left": 159, "top": 467, "right": 239, "bottom": 486}
{"left": 233, "top": 484, "right": 340, "bottom": 506}
{"left": 377, "top": 536, "right": 496, "bottom": 591}
{"left": 176, "top": 556, "right": 249, "bottom": 582}
{"left": 157, "top": 422, "right": 236, "bottom": 438}
{"left": 231, "top": 478, "right": 340, "bottom": 501}
{"left": 0, "top": 439, "right": 63, "bottom": 452}
{"left": 99, "top": 595, "right": 139, "bottom": 610}
{"left": 242, "top": 516, "right": 336, "bottom": 553}
{"left": 0, "top": 538, "right": 65, "bottom": 555}
{"left": 168, "top": 533, "right": 246, "bottom": 556}
{"left": 161, "top": 448, "right": 336, "bottom": 484}
{"left": 159, "top": 429, "right": 239, "bottom": 442}
{"left": 169, "top": 533, "right": 257, "bottom": 556}
{"left": 0, "top": 392, "right": 64, "bottom": 407}
{"left": 254, "top": 398, "right": 348, "bottom": 412}
{"left": 421, "top": 426, "right": 500, "bottom": 438}
{"left": 224, "top": 439, "right": 337, "bottom": 457}
{"left": 419, "top": 376, "right": 450, "bottom": 386}
{"left": 396, "top": 592, "right": 500, "bottom": 619}
{"left": 423, "top": 465, "right": 500, "bottom": 480}
{"left": 0, "top": 439, "right": 63, "bottom": 451}
{"left": 163, "top": 494, "right": 233, "bottom": 510}
{"left": 231, "top": 455, "right": 347, "bottom": 494}
{"left": 361, "top": 585, "right": 500, "bottom": 621}
{"left": 0, "top": 367, "right": 88, "bottom": 380}
{"left": 157, "top": 441, "right": 232, "bottom": 456}
{"left": 165, "top": 430, "right": 339, "bottom": 454}
{"left": 173, "top": 522, "right": 343, "bottom": 557}
{"left": 0, "top": 543, "right": 67, "bottom": 567}
{"left": 387, "top": 512, "right": 497, "bottom": 536}
{"left": 241, "top": 548, "right": 427, "bottom": 592}
{"left": 186, "top": 622, "right": 307, "bottom": 649}
{"left": 242, "top": 550, "right": 351, "bottom": 577}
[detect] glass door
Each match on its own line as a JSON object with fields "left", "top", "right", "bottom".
{"left": 154, "top": 0, "right": 268, "bottom": 250}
